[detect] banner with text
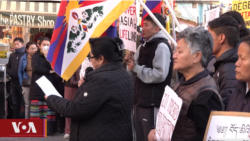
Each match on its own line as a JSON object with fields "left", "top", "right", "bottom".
{"left": 0, "top": 119, "right": 46, "bottom": 137}
{"left": 204, "top": 111, "right": 250, "bottom": 141}
{"left": 155, "top": 86, "right": 183, "bottom": 141}
{"left": 205, "top": 7, "right": 220, "bottom": 29}
{"left": 233, "top": 1, "right": 250, "bottom": 28}
{"left": 119, "top": 2, "right": 137, "bottom": 52}
{"left": 0, "top": 13, "right": 56, "bottom": 28}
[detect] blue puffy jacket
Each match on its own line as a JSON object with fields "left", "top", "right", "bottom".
{"left": 18, "top": 53, "right": 30, "bottom": 86}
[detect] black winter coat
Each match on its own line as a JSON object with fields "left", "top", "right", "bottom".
{"left": 30, "top": 51, "right": 56, "bottom": 101}
{"left": 213, "top": 48, "right": 238, "bottom": 108}
{"left": 46, "top": 62, "right": 133, "bottom": 141}
{"left": 6, "top": 47, "right": 26, "bottom": 84}
{"left": 227, "top": 80, "right": 250, "bottom": 112}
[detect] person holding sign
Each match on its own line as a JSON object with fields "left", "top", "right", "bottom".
{"left": 126, "top": 13, "right": 173, "bottom": 141}
{"left": 226, "top": 37, "right": 250, "bottom": 112}
{"left": 148, "top": 27, "right": 223, "bottom": 141}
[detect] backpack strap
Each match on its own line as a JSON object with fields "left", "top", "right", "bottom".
{"left": 193, "top": 85, "right": 224, "bottom": 111}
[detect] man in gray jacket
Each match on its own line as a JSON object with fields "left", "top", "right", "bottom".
{"left": 126, "top": 13, "right": 173, "bottom": 141}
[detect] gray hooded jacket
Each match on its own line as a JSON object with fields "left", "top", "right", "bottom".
{"left": 129, "top": 30, "right": 171, "bottom": 84}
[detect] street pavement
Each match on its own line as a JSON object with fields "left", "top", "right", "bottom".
{"left": 0, "top": 133, "right": 66, "bottom": 141}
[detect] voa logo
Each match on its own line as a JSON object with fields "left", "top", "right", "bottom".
{"left": 12, "top": 122, "right": 37, "bottom": 133}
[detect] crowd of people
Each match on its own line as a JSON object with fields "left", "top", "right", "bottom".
{"left": 5, "top": 10, "right": 250, "bottom": 141}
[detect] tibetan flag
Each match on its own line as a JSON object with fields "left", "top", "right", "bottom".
{"left": 48, "top": 0, "right": 133, "bottom": 80}
{"left": 101, "top": 21, "right": 117, "bottom": 37}
{"left": 141, "top": 0, "right": 162, "bottom": 27}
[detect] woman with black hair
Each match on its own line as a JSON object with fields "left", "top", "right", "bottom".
{"left": 227, "top": 37, "right": 250, "bottom": 112}
{"left": 45, "top": 37, "right": 133, "bottom": 141}
{"left": 29, "top": 37, "right": 57, "bottom": 135}
{"left": 18, "top": 41, "right": 37, "bottom": 119}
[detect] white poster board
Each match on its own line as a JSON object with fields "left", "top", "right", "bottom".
{"left": 204, "top": 111, "right": 250, "bottom": 141}
{"left": 119, "top": 2, "right": 137, "bottom": 52}
{"left": 205, "top": 7, "right": 220, "bottom": 29}
{"left": 155, "top": 86, "right": 183, "bottom": 141}
{"left": 36, "top": 76, "right": 62, "bottom": 98}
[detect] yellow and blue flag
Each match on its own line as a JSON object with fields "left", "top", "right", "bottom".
{"left": 48, "top": 0, "right": 133, "bottom": 80}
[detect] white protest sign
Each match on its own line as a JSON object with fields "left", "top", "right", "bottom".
{"left": 156, "top": 86, "right": 183, "bottom": 141}
{"left": 205, "top": 7, "right": 220, "bottom": 29}
{"left": 119, "top": 2, "right": 137, "bottom": 52}
{"left": 204, "top": 111, "right": 250, "bottom": 141}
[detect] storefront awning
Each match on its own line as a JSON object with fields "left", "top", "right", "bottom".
{"left": 0, "top": 1, "right": 60, "bottom": 14}
{"left": 0, "top": 1, "right": 59, "bottom": 28}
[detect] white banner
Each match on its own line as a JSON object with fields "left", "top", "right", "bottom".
{"left": 205, "top": 7, "right": 220, "bottom": 29}
{"left": 155, "top": 86, "right": 183, "bottom": 141}
{"left": 119, "top": 2, "right": 137, "bottom": 52}
{"left": 204, "top": 111, "right": 250, "bottom": 141}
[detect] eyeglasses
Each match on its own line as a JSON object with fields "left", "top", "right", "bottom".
{"left": 87, "top": 56, "right": 95, "bottom": 62}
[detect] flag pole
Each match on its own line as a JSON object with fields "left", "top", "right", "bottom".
{"left": 137, "top": 0, "right": 177, "bottom": 46}
{"left": 171, "top": 0, "right": 176, "bottom": 45}
{"left": 170, "top": 0, "right": 179, "bottom": 83}
{"left": 164, "top": 0, "right": 181, "bottom": 32}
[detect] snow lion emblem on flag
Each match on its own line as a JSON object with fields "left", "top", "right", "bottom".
{"left": 67, "top": 6, "right": 103, "bottom": 53}
{"left": 48, "top": 0, "right": 134, "bottom": 81}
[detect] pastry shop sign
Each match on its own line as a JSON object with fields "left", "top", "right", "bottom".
{"left": 0, "top": 13, "right": 56, "bottom": 28}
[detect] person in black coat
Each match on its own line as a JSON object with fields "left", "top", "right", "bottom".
{"left": 208, "top": 16, "right": 240, "bottom": 108}
{"left": 45, "top": 37, "right": 133, "bottom": 141}
{"left": 7, "top": 37, "right": 26, "bottom": 119}
{"left": 29, "top": 37, "right": 58, "bottom": 135}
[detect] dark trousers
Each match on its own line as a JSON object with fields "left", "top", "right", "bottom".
{"left": 10, "top": 82, "right": 23, "bottom": 119}
{"left": 134, "top": 105, "right": 159, "bottom": 141}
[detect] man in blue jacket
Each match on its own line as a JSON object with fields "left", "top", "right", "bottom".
{"left": 7, "top": 37, "right": 26, "bottom": 119}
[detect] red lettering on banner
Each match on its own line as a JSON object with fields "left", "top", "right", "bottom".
{"left": 167, "top": 99, "right": 180, "bottom": 120}
{"left": 124, "top": 9, "right": 128, "bottom": 14}
{"left": 156, "top": 111, "right": 175, "bottom": 141}
{"left": 124, "top": 6, "right": 136, "bottom": 16}
{"left": 167, "top": 99, "right": 174, "bottom": 113}
{"left": 0, "top": 119, "right": 46, "bottom": 137}
{"left": 119, "top": 29, "right": 128, "bottom": 40}
{"left": 125, "top": 30, "right": 127, "bottom": 39}
{"left": 161, "top": 93, "right": 169, "bottom": 108}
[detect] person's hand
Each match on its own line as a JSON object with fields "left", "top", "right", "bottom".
{"left": 124, "top": 51, "right": 130, "bottom": 62}
{"left": 44, "top": 95, "right": 48, "bottom": 100}
{"left": 127, "top": 60, "right": 135, "bottom": 71}
{"left": 78, "top": 77, "right": 84, "bottom": 87}
{"left": 125, "top": 51, "right": 134, "bottom": 62}
{"left": 50, "top": 70, "right": 55, "bottom": 74}
{"left": 148, "top": 129, "right": 157, "bottom": 141}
